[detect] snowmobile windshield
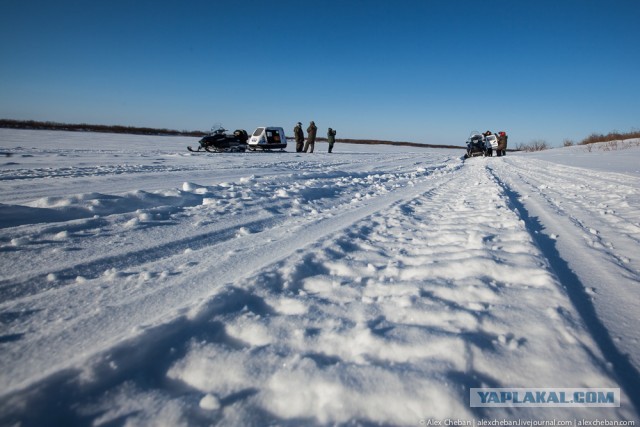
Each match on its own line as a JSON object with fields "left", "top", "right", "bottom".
{"left": 210, "top": 123, "right": 224, "bottom": 134}
{"left": 467, "top": 131, "right": 484, "bottom": 145}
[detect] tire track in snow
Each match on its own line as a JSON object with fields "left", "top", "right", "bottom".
{"left": 97, "top": 160, "right": 628, "bottom": 424}
{"left": 2, "top": 158, "right": 634, "bottom": 424}
{"left": 0, "top": 162, "right": 451, "bottom": 302}
{"left": 0, "top": 214, "right": 278, "bottom": 303}
{"left": 502, "top": 158, "right": 640, "bottom": 249}
{"left": 491, "top": 158, "right": 639, "bottom": 269}
{"left": 487, "top": 162, "right": 640, "bottom": 415}
{"left": 0, "top": 160, "right": 462, "bottom": 397}
{"left": 0, "top": 151, "right": 425, "bottom": 205}
{"left": 489, "top": 158, "right": 640, "bottom": 344}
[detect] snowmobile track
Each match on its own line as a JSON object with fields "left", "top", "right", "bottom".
{"left": 0, "top": 160, "right": 463, "bottom": 397}
{"left": 2, "top": 132, "right": 638, "bottom": 423}
{"left": 487, "top": 163, "right": 640, "bottom": 415}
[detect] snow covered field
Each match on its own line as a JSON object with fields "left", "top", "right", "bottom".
{"left": 1, "top": 129, "right": 639, "bottom": 426}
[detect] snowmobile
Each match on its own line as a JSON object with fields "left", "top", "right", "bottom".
{"left": 187, "top": 125, "right": 249, "bottom": 153}
{"left": 464, "top": 131, "right": 490, "bottom": 158}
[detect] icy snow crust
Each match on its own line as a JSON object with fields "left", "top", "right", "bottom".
{"left": 0, "top": 130, "right": 639, "bottom": 425}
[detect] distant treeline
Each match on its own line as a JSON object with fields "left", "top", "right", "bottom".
{"left": 579, "top": 129, "right": 640, "bottom": 145}
{"left": 0, "top": 119, "right": 207, "bottom": 137}
{"left": 1, "top": 119, "right": 464, "bottom": 149}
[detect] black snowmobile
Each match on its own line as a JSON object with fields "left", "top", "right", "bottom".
{"left": 464, "top": 131, "right": 490, "bottom": 158}
{"left": 188, "top": 125, "right": 249, "bottom": 153}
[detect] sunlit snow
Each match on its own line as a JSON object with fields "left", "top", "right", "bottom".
{"left": 1, "top": 129, "right": 639, "bottom": 425}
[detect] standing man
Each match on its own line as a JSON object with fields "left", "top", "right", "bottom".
{"left": 497, "top": 131, "right": 508, "bottom": 157}
{"left": 304, "top": 121, "right": 317, "bottom": 153}
{"left": 327, "top": 127, "right": 337, "bottom": 153}
{"left": 293, "top": 122, "right": 304, "bottom": 153}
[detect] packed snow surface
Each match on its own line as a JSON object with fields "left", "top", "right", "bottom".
{"left": 1, "top": 130, "right": 639, "bottom": 425}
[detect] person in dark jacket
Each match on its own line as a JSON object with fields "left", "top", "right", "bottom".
{"left": 497, "top": 131, "right": 508, "bottom": 157}
{"left": 304, "top": 121, "right": 317, "bottom": 153}
{"left": 293, "top": 122, "right": 304, "bottom": 152}
{"left": 327, "top": 127, "right": 337, "bottom": 153}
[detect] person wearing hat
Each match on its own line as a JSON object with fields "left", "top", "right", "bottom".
{"left": 293, "top": 122, "right": 304, "bottom": 152}
{"left": 497, "top": 131, "right": 508, "bottom": 157}
{"left": 327, "top": 127, "right": 337, "bottom": 153}
{"left": 304, "top": 121, "right": 317, "bottom": 153}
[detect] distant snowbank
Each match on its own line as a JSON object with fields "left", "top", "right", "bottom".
{"left": 513, "top": 138, "right": 640, "bottom": 175}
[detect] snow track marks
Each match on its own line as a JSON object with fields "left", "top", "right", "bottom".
{"left": 2, "top": 158, "right": 634, "bottom": 424}
{"left": 1, "top": 143, "right": 638, "bottom": 424}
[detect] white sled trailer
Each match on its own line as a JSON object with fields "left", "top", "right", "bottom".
{"left": 485, "top": 134, "right": 499, "bottom": 149}
{"left": 248, "top": 127, "right": 287, "bottom": 151}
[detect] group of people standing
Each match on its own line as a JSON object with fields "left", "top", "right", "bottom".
{"left": 484, "top": 130, "right": 508, "bottom": 156}
{"left": 293, "top": 121, "right": 337, "bottom": 153}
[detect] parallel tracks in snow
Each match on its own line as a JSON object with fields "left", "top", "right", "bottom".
{"left": 0, "top": 159, "right": 461, "bottom": 396}
{"left": 488, "top": 158, "right": 640, "bottom": 415}
{"left": 2, "top": 155, "right": 637, "bottom": 422}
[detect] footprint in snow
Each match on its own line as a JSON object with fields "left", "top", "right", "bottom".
{"left": 495, "top": 333, "right": 527, "bottom": 350}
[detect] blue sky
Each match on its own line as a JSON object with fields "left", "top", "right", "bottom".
{"left": 1, "top": 0, "right": 639, "bottom": 146}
